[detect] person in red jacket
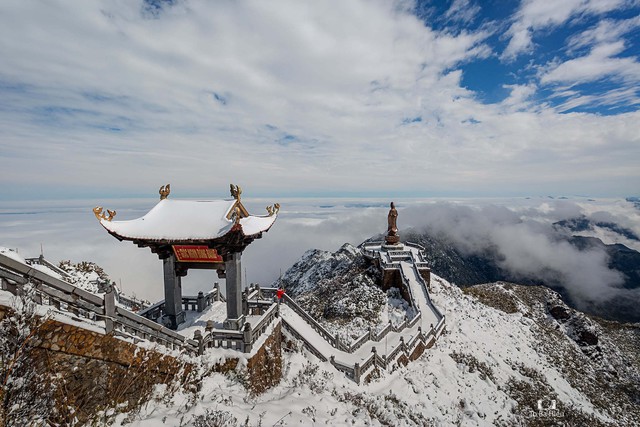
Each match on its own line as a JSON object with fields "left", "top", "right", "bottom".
{"left": 276, "top": 287, "right": 285, "bottom": 300}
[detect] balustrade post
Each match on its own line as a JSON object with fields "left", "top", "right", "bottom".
{"left": 214, "top": 282, "right": 220, "bottom": 301}
{"left": 242, "top": 289, "right": 249, "bottom": 316}
{"left": 197, "top": 291, "right": 205, "bottom": 312}
{"left": 206, "top": 320, "right": 214, "bottom": 334}
{"left": 194, "top": 330, "right": 204, "bottom": 355}
{"left": 243, "top": 322, "right": 253, "bottom": 353}
{"left": 354, "top": 362, "right": 361, "bottom": 384}
{"left": 104, "top": 283, "right": 116, "bottom": 333}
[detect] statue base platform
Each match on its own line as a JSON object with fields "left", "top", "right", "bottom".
{"left": 385, "top": 235, "right": 400, "bottom": 245}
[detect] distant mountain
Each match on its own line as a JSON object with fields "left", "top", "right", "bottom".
{"left": 554, "top": 216, "right": 639, "bottom": 241}
{"left": 627, "top": 197, "right": 640, "bottom": 210}
{"left": 360, "top": 227, "right": 640, "bottom": 324}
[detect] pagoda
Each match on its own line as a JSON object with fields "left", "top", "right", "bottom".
{"left": 94, "top": 184, "right": 279, "bottom": 330}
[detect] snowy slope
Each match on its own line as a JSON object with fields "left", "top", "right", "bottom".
{"left": 56, "top": 259, "right": 150, "bottom": 309}
{"left": 115, "top": 273, "right": 639, "bottom": 426}
{"left": 276, "top": 243, "right": 413, "bottom": 342}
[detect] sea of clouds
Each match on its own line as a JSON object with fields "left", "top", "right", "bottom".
{"left": 1, "top": 197, "right": 638, "bottom": 311}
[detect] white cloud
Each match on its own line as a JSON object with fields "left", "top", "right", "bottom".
{"left": 541, "top": 41, "right": 640, "bottom": 84}
{"left": 0, "top": 0, "right": 638, "bottom": 199}
{"left": 500, "top": 83, "right": 538, "bottom": 111}
{"left": 501, "top": 0, "right": 629, "bottom": 61}
{"left": 552, "top": 87, "right": 640, "bottom": 112}
{"left": 444, "top": 0, "right": 482, "bottom": 24}
{"left": 402, "top": 199, "right": 633, "bottom": 305}
{"left": 566, "top": 15, "right": 640, "bottom": 51}
{"left": 2, "top": 197, "right": 637, "bottom": 309}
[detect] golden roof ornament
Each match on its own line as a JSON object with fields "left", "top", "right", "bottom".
{"left": 159, "top": 184, "right": 170, "bottom": 200}
{"left": 230, "top": 183, "right": 242, "bottom": 201}
{"left": 266, "top": 203, "right": 280, "bottom": 216}
{"left": 93, "top": 206, "right": 116, "bottom": 221}
{"left": 232, "top": 204, "right": 242, "bottom": 225}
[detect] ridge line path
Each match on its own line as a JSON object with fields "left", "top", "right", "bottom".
{"left": 279, "top": 245, "right": 442, "bottom": 366}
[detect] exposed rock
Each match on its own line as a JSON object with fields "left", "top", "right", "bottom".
{"left": 0, "top": 306, "right": 193, "bottom": 425}
{"left": 549, "top": 304, "right": 571, "bottom": 321}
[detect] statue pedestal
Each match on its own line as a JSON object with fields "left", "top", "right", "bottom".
{"left": 385, "top": 235, "right": 400, "bottom": 245}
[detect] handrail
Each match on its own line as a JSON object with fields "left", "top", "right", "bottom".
{"left": 250, "top": 303, "right": 279, "bottom": 342}
{"left": 0, "top": 253, "right": 200, "bottom": 355}
{"left": 279, "top": 293, "right": 336, "bottom": 345}
{"left": 281, "top": 317, "right": 327, "bottom": 362}
{"left": 404, "top": 242, "right": 426, "bottom": 251}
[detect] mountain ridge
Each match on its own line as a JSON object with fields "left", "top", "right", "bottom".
{"left": 272, "top": 242, "right": 640, "bottom": 425}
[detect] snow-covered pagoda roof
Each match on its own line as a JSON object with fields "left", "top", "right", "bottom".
{"left": 94, "top": 184, "right": 279, "bottom": 256}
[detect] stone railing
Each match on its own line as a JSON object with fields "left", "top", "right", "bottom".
{"left": 0, "top": 252, "right": 200, "bottom": 355}
{"left": 1, "top": 253, "right": 283, "bottom": 356}
{"left": 114, "top": 292, "right": 148, "bottom": 312}
{"left": 280, "top": 317, "right": 328, "bottom": 362}
{"left": 189, "top": 285, "right": 282, "bottom": 354}
{"left": 282, "top": 293, "right": 336, "bottom": 344}
{"left": 404, "top": 241, "right": 426, "bottom": 252}
{"left": 197, "top": 327, "right": 243, "bottom": 352}
{"left": 286, "top": 241, "right": 447, "bottom": 383}
{"left": 349, "top": 317, "right": 447, "bottom": 384}
{"left": 138, "top": 285, "right": 224, "bottom": 322}
{"left": 407, "top": 253, "right": 444, "bottom": 322}
{"left": 387, "top": 251, "right": 412, "bottom": 260}
{"left": 261, "top": 286, "right": 422, "bottom": 354}
{"left": 24, "top": 255, "right": 72, "bottom": 278}
{"left": 265, "top": 282, "right": 441, "bottom": 384}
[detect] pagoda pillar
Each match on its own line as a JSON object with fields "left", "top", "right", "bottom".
{"left": 162, "top": 254, "right": 185, "bottom": 330}
{"left": 223, "top": 252, "right": 245, "bottom": 330}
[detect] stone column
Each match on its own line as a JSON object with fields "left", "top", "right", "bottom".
{"left": 223, "top": 252, "right": 244, "bottom": 330}
{"left": 162, "top": 254, "right": 185, "bottom": 329}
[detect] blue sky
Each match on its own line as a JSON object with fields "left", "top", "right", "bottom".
{"left": 0, "top": 0, "right": 639, "bottom": 200}
{"left": 426, "top": 0, "right": 640, "bottom": 113}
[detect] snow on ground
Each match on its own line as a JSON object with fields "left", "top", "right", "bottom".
{"left": 115, "top": 274, "right": 612, "bottom": 426}
{"left": 30, "top": 263, "right": 63, "bottom": 280}
{"left": 177, "top": 301, "right": 228, "bottom": 338}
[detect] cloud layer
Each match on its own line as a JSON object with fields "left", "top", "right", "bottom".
{"left": 1, "top": 197, "right": 638, "bottom": 313}
{"left": 0, "top": 0, "right": 638, "bottom": 200}
{"left": 402, "top": 201, "right": 635, "bottom": 305}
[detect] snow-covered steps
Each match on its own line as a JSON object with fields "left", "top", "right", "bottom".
{"left": 273, "top": 241, "right": 446, "bottom": 383}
